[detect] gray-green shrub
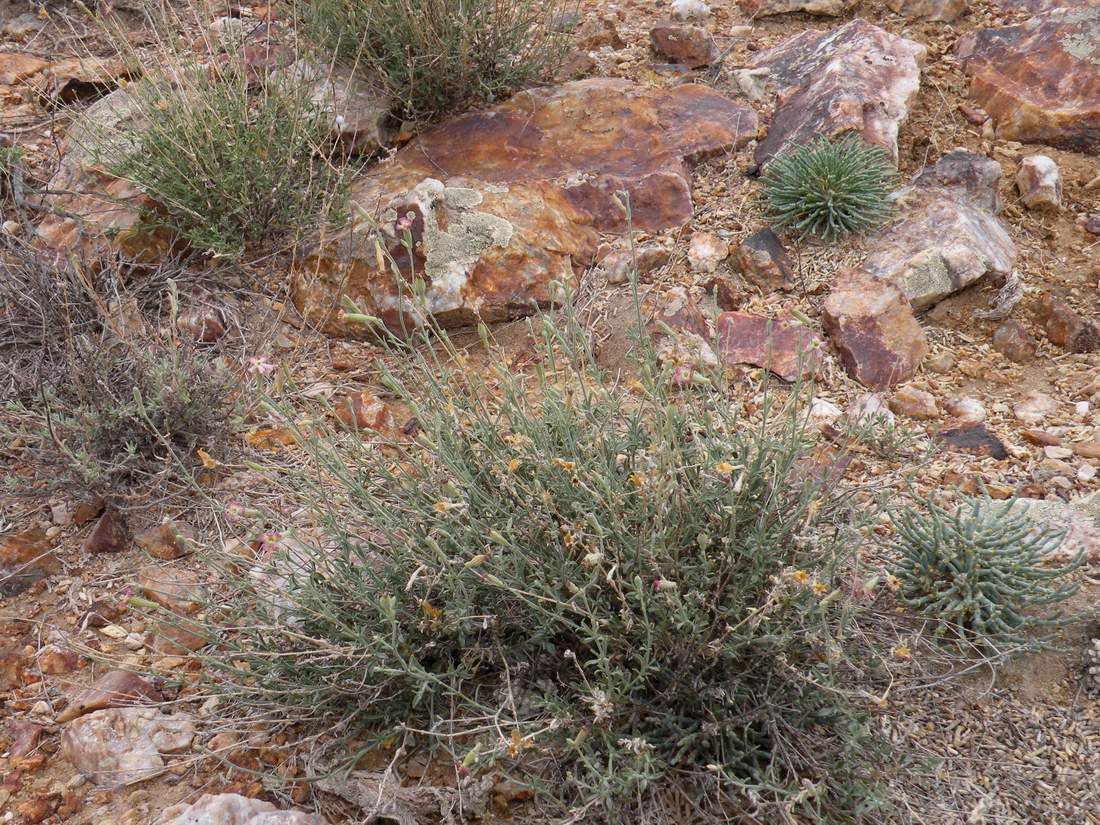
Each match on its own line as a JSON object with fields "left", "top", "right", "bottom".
{"left": 200, "top": 276, "right": 892, "bottom": 822}
{"left": 297, "top": 0, "right": 569, "bottom": 124}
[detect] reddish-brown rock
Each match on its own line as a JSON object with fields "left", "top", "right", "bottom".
{"left": 292, "top": 79, "right": 758, "bottom": 337}
{"left": 887, "top": 0, "right": 967, "bottom": 20}
{"left": 82, "top": 508, "right": 129, "bottom": 555}
{"left": 0, "top": 527, "right": 59, "bottom": 596}
{"left": 137, "top": 566, "right": 203, "bottom": 615}
{"left": 56, "top": 670, "right": 163, "bottom": 723}
{"left": 823, "top": 267, "right": 928, "bottom": 390}
{"left": 941, "top": 425, "right": 1008, "bottom": 459}
{"left": 176, "top": 304, "right": 227, "bottom": 343}
{"left": 992, "top": 318, "right": 1038, "bottom": 363}
{"left": 649, "top": 22, "right": 719, "bottom": 68}
{"left": 577, "top": 16, "right": 627, "bottom": 50}
{"left": 598, "top": 243, "right": 672, "bottom": 285}
{"left": 750, "top": 19, "right": 925, "bottom": 167}
{"left": 1035, "top": 294, "right": 1100, "bottom": 353}
{"left": 961, "top": 8, "right": 1100, "bottom": 152}
{"left": 7, "top": 720, "right": 45, "bottom": 759}
{"left": 715, "top": 312, "right": 823, "bottom": 382}
{"left": 134, "top": 521, "right": 195, "bottom": 561}
{"left": 333, "top": 392, "right": 395, "bottom": 434}
{"left": 0, "top": 647, "right": 26, "bottom": 691}
{"left": 888, "top": 386, "right": 939, "bottom": 420}
{"left": 729, "top": 228, "right": 794, "bottom": 292}
{"left": 38, "top": 646, "right": 83, "bottom": 675}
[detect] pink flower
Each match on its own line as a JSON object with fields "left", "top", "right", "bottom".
{"left": 257, "top": 531, "right": 282, "bottom": 556}
{"left": 225, "top": 501, "right": 245, "bottom": 523}
{"left": 247, "top": 355, "right": 276, "bottom": 377}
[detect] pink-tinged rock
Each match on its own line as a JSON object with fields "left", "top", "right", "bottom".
{"left": 159, "top": 793, "right": 327, "bottom": 825}
{"left": 1035, "top": 294, "right": 1100, "bottom": 353}
{"left": 649, "top": 23, "right": 719, "bottom": 68}
{"left": 887, "top": 0, "right": 967, "bottom": 21}
{"left": 7, "top": 720, "right": 45, "bottom": 759}
{"left": 822, "top": 267, "right": 928, "bottom": 390}
{"left": 961, "top": 8, "right": 1100, "bottom": 152}
{"left": 944, "top": 395, "right": 986, "bottom": 424}
{"left": 150, "top": 618, "right": 209, "bottom": 656}
{"left": 992, "top": 318, "right": 1038, "bottom": 363}
{"left": 56, "top": 669, "right": 163, "bottom": 723}
{"left": 333, "top": 392, "right": 395, "bottom": 434}
{"left": 61, "top": 707, "right": 194, "bottom": 787}
{"left": 0, "top": 527, "right": 59, "bottom": 596}
{"left": 866, "top": 151, "right": 1015, "bottom": 311}
{"left": 845, "top": 393, "right": 895, "bottom": 426}
{"left": 137, "top": 566, "right": 203, "bottom": 615}
{"left": 729, "top": 228, "right": 794, "bottom": 291}
{"left": 292, "top": 79, "right": 758, "bottom": 338}
{"left": 134, "top": 521, "right": 195, "bottom": 561}
{"left": 738, "top": 0, "right": 850, "bottom": 15}
{"left": 687, "top": 232, "right": 729, "bottom": 274}
{"left": 37, "top": 646, "right": 83, "bottom": 675}
{"left": 715, "top": 312, "right": 822, "bottom": 382}
{"left": 82, "top": 508, "right": 129, "bottom": 555}
{"left": 888, "top": 386, "right": 939, "bottom": 420}
{"left": 1016, "top": 155, "right": 1062, "bottom": 210}
{"left": 750, "top": 19, "right": 925, "bottom": 167}
{"left": 649, "top": 287, "right": 718, "bottom": 372}
{"left": 599, "top": 243, "right": 672, "bottom": 285}
{"left": 1013, "top": 390, "right": 1056, "bottom": 424}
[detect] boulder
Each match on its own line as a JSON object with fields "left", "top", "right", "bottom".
{"left": 729, "top": 228, "right": 794, "bottom": 291}
{"left": 738, "top": 0, "right": 850, "bottom": 15}
{"left": 865, "top": 151, "right": 1015, "bottom": 311}
{"left": 749, "top": 19, "right": 925, "bottom": 167}
{"left": 61, "top": 707, "right": 194, "bottom": 787}
{"left": 715, "top": 312, "right": 823, "bottom": 382}
{"left": 158, "top": 794, "right": 327, "bottom": 825}
{"left": 292, "top": 79, "right": 758, "bottom": 337}
{"left": 649, "top": 23, "right": 719, "bottom": 68}
{"left": 886, "top": 0, "right": 967, "bottom": 21}
{"left": 961, "top": 6, "right": 1100, "bottom": 152}
{"left": 823, "top": 267, "right": 928, "bottom": 389}
{"left": 1016, "top": 155, "right": 1062, "bottom": 210}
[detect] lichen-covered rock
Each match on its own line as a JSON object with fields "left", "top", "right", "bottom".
{"left": 292, "top": 79, "right": 758, "bottom": 337}
{"left": 961, "top": 6, "right": 1100, "bottom": 152}
{"left": 866, "top": 150, "right": 1015, "bottom": 311}
{"left": 738, "top": 0, "right": 850, "bottom": 16}
{"left": 158, "top": 793, "right": 327, "bottom": 825}
{"left": 823, "top": 267, "right": 928, "bottom": 389}
{"left": 62, "top": 707, "right": 194, "bottom": 787}
{"left": 715, "top": 312, "right": 823, "bottom": 382}
{"left": 1016, "top": 155, "right": 1062, "bottom": 210}
{"left": 750, "top": 19, "right": 925, "bottom": 166}
{"left": 887, "top": 0, "right": 967, "bottom": 21}
{"left": 687, "top": 231, "right": 729, "bottom": 273}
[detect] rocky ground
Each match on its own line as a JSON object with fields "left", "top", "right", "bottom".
{"left": 1, "top": 0, "right": 1099, "bottom": 823}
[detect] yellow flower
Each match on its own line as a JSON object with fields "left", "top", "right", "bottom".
{"left": 893, "top": 644, "right": 911, "bottom": 660}
{"left": 554, "top": 458, "right": 576, "bottom": 472}
{"left": 792, "top": 570, "right": 811, "bottom": 584}
{"left": 628, "top": 472, "right": 646, "bottom": 488}
{"left": 715, "top": 461, "right": 734, "bottom": 475}
{"left": 886, "top": 574, "right": 901, "bottom": 592}
{"left": 507, "top": 458, "right": 523, "bottom": 473}
{"left": 433, "top": 500, "right": 455, "bottom": 513}
{"left": 812, "top": 581, "right": 829, "bottom": 595}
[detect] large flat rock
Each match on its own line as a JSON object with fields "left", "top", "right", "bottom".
{"left": 292, "top": 78, "right": 758, "bottom": 337}
{"left": 866, "top": 151, "right": 1016, "bottom": 311}
{"left": 750, "top": 19, "right": 925, "bottom": 167}
{"left": 961, "top": 5, "right": 1100, "bottom": 152}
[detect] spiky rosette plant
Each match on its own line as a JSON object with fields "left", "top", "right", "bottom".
{"left": 891, "top": 494, "right": 1083, "bottom": 650}
{"left": 760, "top": 134, "right": 897, "bottom": 242}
